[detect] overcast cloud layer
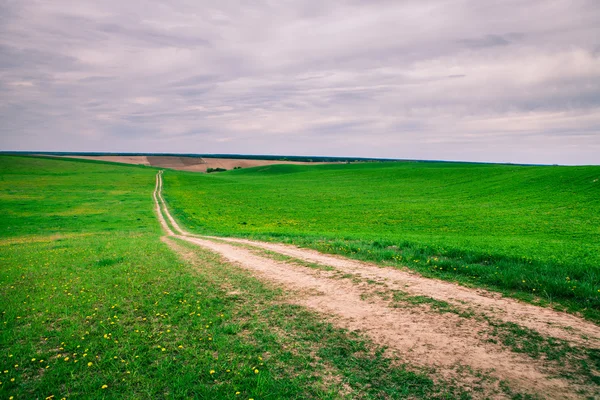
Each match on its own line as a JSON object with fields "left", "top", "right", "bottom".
{"left": 1, "top": 0, "right": 600, "bottom": 164}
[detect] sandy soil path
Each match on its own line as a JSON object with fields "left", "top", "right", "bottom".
{"left": 153, "top": 171, "right": 600, "bottom": 399}
{"left": 210, "top": 237, "right": 600, "bottom": 347}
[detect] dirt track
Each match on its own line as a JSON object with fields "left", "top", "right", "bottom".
{"left": 153, "top": 171, "right": 600, "bottom": 399}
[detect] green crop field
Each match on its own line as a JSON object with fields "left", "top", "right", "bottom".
{"left": 1, "top": 156, "right": 469, "bottom": 399}
{"left": 163, "top": 162, "right": 600, "bottom": 321}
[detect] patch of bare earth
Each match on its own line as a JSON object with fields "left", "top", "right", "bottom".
{"left": 53, "top": 155, "right": 151, "bottom": 165}
{"left": 48, "top": 154, "right": 337, "bottom": 172}
{"left": 153, "top": 171, "right": 599, "bottom": 399}
{"left": 192, "top": 157, "right": 336, "bottom": 172}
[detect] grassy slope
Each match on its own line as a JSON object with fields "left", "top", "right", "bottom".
{"left": 0, "top": 156, "right": 159, "bottom": 238}
{"left": 0, "top": 156, "right": 462, "bottom": 399}
{"left": 163, "top": 162, "right": 600, "bottom": 320}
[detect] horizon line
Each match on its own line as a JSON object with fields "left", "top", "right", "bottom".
{"left": 0, "top": 150, "right": 575, "bottom": 167}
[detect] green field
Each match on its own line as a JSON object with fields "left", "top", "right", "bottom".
{"left": 1, "top": 156, "right": 469, "bottom": 399}
{"left": 162, "top": 162, "right": 600, "bottom": 320}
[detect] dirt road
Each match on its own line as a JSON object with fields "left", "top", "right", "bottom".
{"left": 153, "top": 171, "right": 600, "bottom": 399}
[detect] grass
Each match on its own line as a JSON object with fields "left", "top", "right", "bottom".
{"left": 1, "top": 156, "right": 470, "bottom": 399}
{"left": 161, "top": 162, "right": 600, "bottom": 321}
{"left": 0, "top": 156, "right": 158, "bottom": 238}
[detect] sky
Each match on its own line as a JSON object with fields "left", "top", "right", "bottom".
{"left": 1, "top": 0, "right": 599, "bottom": 165}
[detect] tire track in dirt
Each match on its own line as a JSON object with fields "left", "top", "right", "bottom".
{"left": 208, "top": 237, "right": 600, "bottom": 348}
{"left": 153, "top": 171, "right": 600, "bottom": 399}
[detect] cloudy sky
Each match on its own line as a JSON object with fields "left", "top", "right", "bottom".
{"left": 1, "top": 0, "right": 599, "bottom": 164}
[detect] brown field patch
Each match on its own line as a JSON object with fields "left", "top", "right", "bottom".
{"left": 57, "top": 155, "right": 151, "bottom": 165}
{"left": 51, "top": 155, "right": 337, "bottom": 172}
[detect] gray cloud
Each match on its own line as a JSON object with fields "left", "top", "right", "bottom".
{"left": 0, "top": 0, "right": 599, "bottom": 164}
{"left": 459, "top": 34, "right": 514, "bottom": 49}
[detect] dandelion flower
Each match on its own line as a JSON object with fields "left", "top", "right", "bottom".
{"left": 88, "top": 362, "right": 93, "bottom": 367}
{"left": 254, "top": 369, "right": 259, "bottom": 374}
{"left": 210, "top": 370, "right": 215, "bottom": 374}
{"left": 102, "top": 384, "right": 108, "bottom": 389}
